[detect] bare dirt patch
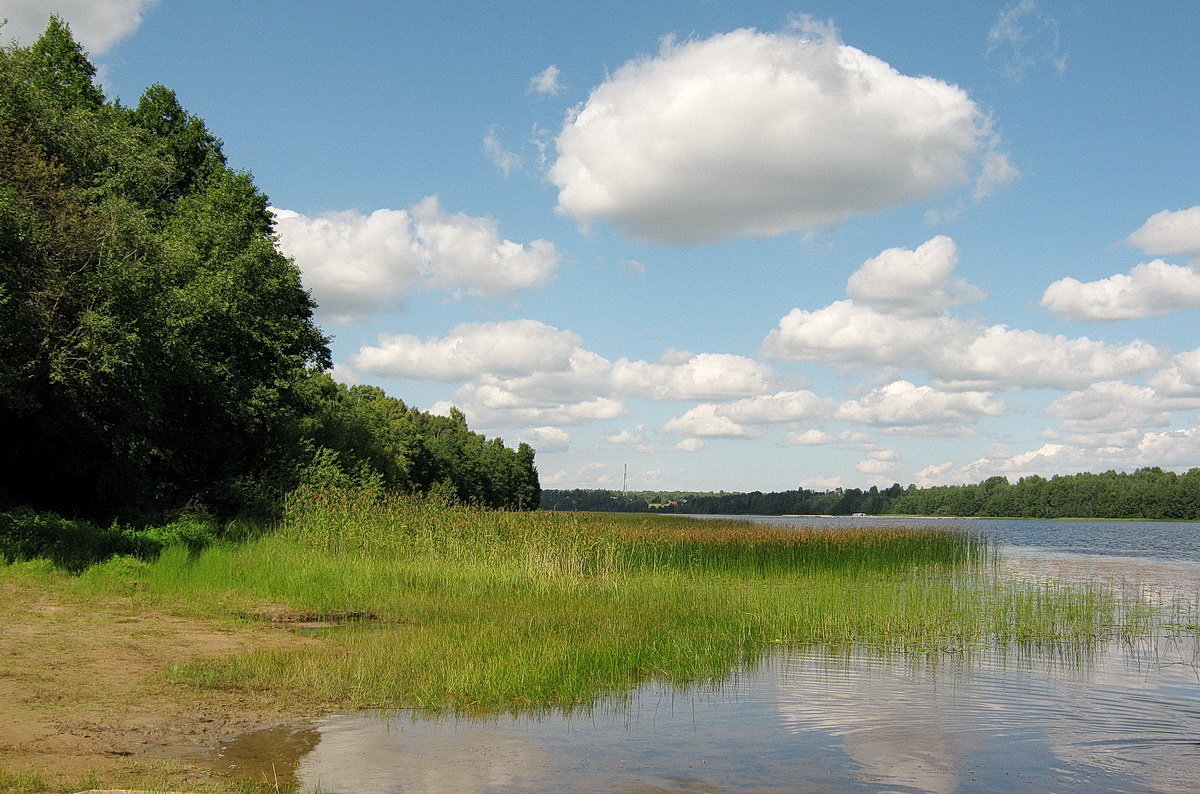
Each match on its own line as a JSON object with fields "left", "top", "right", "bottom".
{"left": 0, "top": 570, "right": 320, "bottom": 791}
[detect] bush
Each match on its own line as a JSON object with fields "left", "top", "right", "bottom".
{"left": 0, "top": 508, "right": 218, "bottom": 571}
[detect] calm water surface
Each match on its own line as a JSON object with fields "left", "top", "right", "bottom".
{"left": 210, "top": 517, "right": 1200, "bottom": 793}
{"left": 686, "top": 513, "right": 1200, "bottom": 563}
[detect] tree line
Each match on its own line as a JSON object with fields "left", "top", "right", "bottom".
{"left": 543, "top": 467, "right": 1200, "bottom": 521}
{"left": 0, "top": 18, "right": 538, "bottom": 528}
{"left": 541, "top": 485, "right": 902, "bottom": 516}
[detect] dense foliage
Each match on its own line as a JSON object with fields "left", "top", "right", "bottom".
{"left": 886, "top": 468, "right": 1200, "bottom": 520}
{"left": 544, "top": 467, "right": 1200, "bottom": 521}
{"left": 0, "top": 19, "right": 538, "bottom": 528}
{"left": 296, "top": 376, "right": 540, "bottom": 510}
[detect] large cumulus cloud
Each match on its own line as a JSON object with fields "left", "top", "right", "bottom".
{"left": 551, "top": 26, "right": 1011, "bottom": 244}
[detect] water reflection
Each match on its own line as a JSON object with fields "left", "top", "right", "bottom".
{"left": 205, "top": 541, "right": 1200, "bottom": 792}
{"left": 207, "top": 635, "right": 1200, "bottom": 793}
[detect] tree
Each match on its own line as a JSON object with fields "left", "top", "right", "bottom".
{"left": 0, "top": 19, "right": 329, "bottom": 521}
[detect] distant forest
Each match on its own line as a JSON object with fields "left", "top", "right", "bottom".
{"left": 542, "top": 467, "right": 1200, "bottom": 521}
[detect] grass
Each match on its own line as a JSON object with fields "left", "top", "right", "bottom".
{"left": 0, "top": 764, "right": 288, "bottom": 794}
{"left": 61, "top": 486, "right": 1182, "bottom": 715}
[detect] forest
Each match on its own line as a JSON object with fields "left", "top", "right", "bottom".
{"left": 543, "top": 466, "right": 1200, "bottom": 521}
{"left": 0, "top": 19, "right": 539, "bottom": 545}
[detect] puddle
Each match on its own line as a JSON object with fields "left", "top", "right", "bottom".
{"left": 209, "top": 723, "right": 319, "bottom": 789}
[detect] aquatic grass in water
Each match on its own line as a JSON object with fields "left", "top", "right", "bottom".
{"left": 280, "top": 486, "right": 988, "bottom": 577}
{"left": 88, "top": 488, "right": 1193, "bottom": 713}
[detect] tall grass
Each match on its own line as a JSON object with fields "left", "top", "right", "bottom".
{"left": 280, "top": 486, "right": 988, "bottom": 577}
{"left": 77, "top": 487, "right": 1179, "bottom": 714}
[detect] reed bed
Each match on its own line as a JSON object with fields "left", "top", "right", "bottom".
{"left": 75, "top": 487, "right": 1185, "bottom": 713}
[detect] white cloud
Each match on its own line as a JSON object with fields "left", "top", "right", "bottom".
{"left": 1150, "top": 347, "right": 1200, "bottom": 398}
{"left": 846, "top": 236, "right": 984, "bottom": 317}
{"left": 856, "top": 457, "right": 898, "bottom": 476}
{"left": 410, "top": 197, "right": 559, "bottom": 298}
{"left": 763, "top": 300, "right": 952, "bottom": 366}
{"left": 675, "top": 438, "right": 706, "bottom": 453}
{"left": 273, "top": 207, "right": 422, "bottom": 322}
{"left": 855, "top": 448, "right": 900, "bottom": 478}
{"left": 836, "top": 380, "right": 1005, "bottom": 435}
{"left": 605, "top": 425, "right": 649, "bottom": 446}
{"left": 529, "top": 65, "right": 562, "bottom": 95}
{"left": 551, "top": 26, "right": 1009, "bottom": 244}
{"left": 1040, "top": 260, "right": 1200, "bottom": 321}
{"left": 1044, "top": 381, "right": 1200, "bottom": 444}
{"left": 273, "top": 198, "right": 559, "bottom": 322}
{"left": 783, "top": 429, "right": 873, "bottom": 447}
{"left": 914, "top": 461, "right": 956, "bottom": 487}
{"left": 540, "top": 461, "right": 620, "bottom": 488}
{"left": 661, "top": 404, "right": 762, "bottom": 439}
{"left": 354, "top": 320, "right": 788, "bottom": 429}
{"left": 353, "top": 320, "right": 581, "bottom": 381}
{"left": 432, "top": 392, "right": 626, "bottom": 428}
{"left": 517, "top": 426, "right": 572, "bottom": 453}
{"left": 1131, "top": 427, "right": 1200, "bottom": 467}
{"left": 714, "top": 390, "right": 834, "bottom": 425}
{"left": 483, "top": 129, "right": 522, "bottom": 175}
{"left": 1, "top": 0, "right": 157, "bottom": 54}
{"left": 610, "top": 352, "right": 776, "bottom": 401}
{"left": 914, "top": 425, "right": 1200, "bottom": 485}
{"left": 1127, "top": 206, "right": 1200, "bottom": 261}
{"left": 986, "top": 1, "right": 1067, "bottom": 81}
{"left": 953, "top": 325, "right": 1161, "bottom": 389}
{"left": 763, "top": 300, "right": 1162, "bottom": 390}
{"left": 801, "top": 475, "right": 843, "bottom": 490}
{"left": 328, "top": 362, "right": 360, "bottom": 386}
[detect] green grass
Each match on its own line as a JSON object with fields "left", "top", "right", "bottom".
{"left": 71, "top": 487, "right": 1186, "bottom": 714}
{"left": 0, "top": 766, "right": 287, "bottom": 794}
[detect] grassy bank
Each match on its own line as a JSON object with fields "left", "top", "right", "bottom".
{"left": 57, "top": 487, "right": 1170, "bottom": 714}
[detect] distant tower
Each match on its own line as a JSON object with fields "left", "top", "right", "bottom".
{"left": 623, "top": 463, "right": 628, "bottom": 493}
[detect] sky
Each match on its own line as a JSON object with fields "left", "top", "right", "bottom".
{"left": 4, "top": 0, "right": 1200, "bottom": 493}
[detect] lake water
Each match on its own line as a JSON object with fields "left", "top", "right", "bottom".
{"left": 686, "top": 513, "right": 1200, "bottom": 564}
{"left": 209, "top": 516, "right": 1200, "bottom": 793}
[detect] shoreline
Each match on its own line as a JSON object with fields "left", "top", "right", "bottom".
{"left": 0, "top": 564, "right": 316, "bottom": 792}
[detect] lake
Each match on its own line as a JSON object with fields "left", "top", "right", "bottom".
{"left": 209, "top": 516, "right": 1200, "bottom": 792}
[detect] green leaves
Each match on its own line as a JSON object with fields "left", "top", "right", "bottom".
{"left": 0, "top": 17, "right": 536, "bottom": 524}
{"left": 0, "top": 18, "right": 328, "bottom": 522}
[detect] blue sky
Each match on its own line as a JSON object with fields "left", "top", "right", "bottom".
{"left": 6, "top": 1, "right": 1200, "bottom": 492}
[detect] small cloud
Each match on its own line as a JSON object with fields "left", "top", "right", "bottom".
{"left": 1127, "top": 206, "right": 1200, "bottom": 262}
{"left": 1041, "top": 260, "right": 1200, "bottom": 321}
{"left": 518, "top": 426, "right": 572, "bottom": 453}
{"left": 329, "top": 362, "right": 360, "bottom": 386}
{"left": 675, "top": 438, "right": 705, "bottom": 452}
{"left": 483, "top": 128, "right": 522, "bottom": 176}
{"left": 529, "top": 65, "right": 562, "bottom": 96}
{"left": 274, "top": 198, "right": 560, "bottom": 322}
{"left": 606, "top": 424, "right": 649, "bottom": 447}
{"left": 620, "top": 259, "right": 646, "bottom": 276}
{"left": 855, "top": 457, "right": 898, "bottom": 476}
{"left": 987, "top": 1, "right": 1067, "bottom": 81}
{"left": 846, "top": 236, "right": 984, "bottom": 318}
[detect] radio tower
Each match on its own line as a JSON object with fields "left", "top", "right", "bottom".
{"left": 623, "top": 463, "right": 628, "bottom": 493}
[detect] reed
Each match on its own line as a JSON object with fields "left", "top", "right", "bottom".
{"left": 76, "top": 488, "right": 1186, "bottom": 713}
